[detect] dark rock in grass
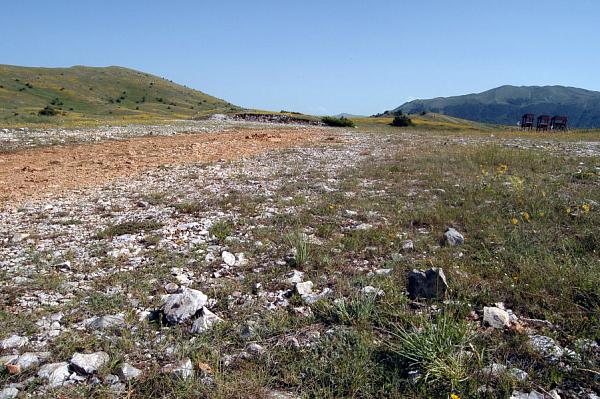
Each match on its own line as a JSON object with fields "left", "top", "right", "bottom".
{"left": 407, "top": 268, "right": 448, "bottom": 300}
{"left": 442, "top": 228, "right": 464, "bottom": 246}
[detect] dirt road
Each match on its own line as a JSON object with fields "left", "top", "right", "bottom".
{"left": 0, "top": 127, "right": 328, "bottom": 204}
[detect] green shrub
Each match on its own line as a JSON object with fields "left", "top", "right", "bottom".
{"left": 322, "top": 116, "right": 355, "bottom": 127}
{"left": 391, "top": 115, "right": 413, "bottom": 127}
{"left": 38, "top": 106, "right": 59, "bottom": 116}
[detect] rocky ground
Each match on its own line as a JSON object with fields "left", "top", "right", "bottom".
{"left": 0, "top": 120, "right": 598, "bottom": 398}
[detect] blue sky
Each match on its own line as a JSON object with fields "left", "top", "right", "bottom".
{"left": 2, "top": 0, "right": 599, "bottom": 115}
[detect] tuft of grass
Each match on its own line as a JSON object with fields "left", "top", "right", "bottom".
{"left": 209, "top": 220, "right": 234, "bottom": 242}
{"left": 97, "top": 220, "right": 162, "bottom": 239}
{"left": 173, "top": 201, "right": 204, "bottom": 214}
{"left": 286, "top": 230, "right": 310, "bottom": 267}
{"left": 386, "top": 314, "right": 477, "bottom": 390}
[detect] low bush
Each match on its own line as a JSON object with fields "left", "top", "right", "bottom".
{"left": 391, "top": 115, "right": 413, "bottom": 127}
{"left": 322, "top": 116, "right": 355, "bottom": 127}
{"left": 38, "top": 105, "right": 58, "bottom": 116}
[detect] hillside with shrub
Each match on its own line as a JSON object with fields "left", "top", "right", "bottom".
{"left": 0, "top": 65, "right": 239, "bottom": 126}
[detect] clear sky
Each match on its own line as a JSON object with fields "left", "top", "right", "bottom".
{"left": 2, "top": 0, "right": 599, "bottom": 115}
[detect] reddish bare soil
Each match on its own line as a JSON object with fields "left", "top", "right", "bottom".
{"left": 0, "top": 127, "right": 328, "bottom": 204}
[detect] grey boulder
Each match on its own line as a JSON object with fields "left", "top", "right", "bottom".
{"left": 38, "top": 362, "right": 70, "bottom": 387}
{"left": 87, "top": 315, "right": 126, "bottom": 330}
{"left": 443, "top": 228, "right": 464, "bottom": 246}
{"left": 70, "top": 351, "right": 110, "bottom": 374}
{"left": 161, "top": 287, "right": 208, "bottom": 324}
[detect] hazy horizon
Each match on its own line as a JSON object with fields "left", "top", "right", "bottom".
{"left": 2, "top": 0, "right": 599, "bottom": 115}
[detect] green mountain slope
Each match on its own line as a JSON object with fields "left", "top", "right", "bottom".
{"left": 0, "top": 64, "right": 240, "bottom": 126}
{"left": 394, "top": 85, "right": 600, "bottom": 128}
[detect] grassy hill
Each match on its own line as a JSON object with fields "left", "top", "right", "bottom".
{"left": 0, "top": 65, "right": 240, "bottom": 127}
{"left": 353, "top": 112, "right": 500, "bottom": 131}
{"left": 393, "top": 85, "right": 600, "bottom": 128}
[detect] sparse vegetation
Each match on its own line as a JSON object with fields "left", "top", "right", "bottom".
{"left": 96, "top": 220, "right": 162, "bottom": 239}
{"left": 322, "top": 116, "right": 355, "bottom": 127}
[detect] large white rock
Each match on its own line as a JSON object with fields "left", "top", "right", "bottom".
{"left": 191, "top": 307, "right": 223, "bottom": 334}
{"left": 38, "top": 362, "right": 70, "bottom": 387}
{"left": 161, "top": 287, "right": 208, "bottom": 324}
{"left": 483, "top": 306, "right": 510, "bottom": 329}
{"left": 0, "top": 335, "right": 28, "bottom": 350}
{"left": 70, "top": 351, "right": 110, "bottom": 374}
{"left": 222, "top": 251, "right": 236, "bottom": 266}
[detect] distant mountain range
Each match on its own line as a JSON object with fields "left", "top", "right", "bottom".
{"left": 392, "top": 85, "right": 600, "bottom": 128}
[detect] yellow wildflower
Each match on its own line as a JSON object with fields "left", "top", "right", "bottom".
{"left": 511, "top": 217, "right": 519, "bottom": 225}
{"left": 521, "top": 212, "right": 530, "bottom": 222}
{"left": 582, "top": 203, "right": 591, "bottom": 213}
{"left": 451, "top": 394, "right": 461, "bottom": 399}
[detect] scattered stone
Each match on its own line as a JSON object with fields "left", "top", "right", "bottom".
{"left": 86, "top": 314, "right": 126, "bottom": 330}
{"left": 265, "top": 389, "right": 300, "bottom": 399}
{"left": 295, "top": 281, "right": 314, "bottom": 296}
{"left": 117, "top": 363, "right": 142, "bottom": 381}
{"left": 443, "top": 228, "right": 464, "bottom": 246}
{"left": 240, "top": 322, "right": 258, "bottom": 340}
{"left": 510, "top": 391, "right": 545, "bottom": 399}
{"left": 161, "top": 287, "right": 208, "bottom": 324}
{"left": 38, "top": 362, "right": 70, "bottom": 387}
{"left": 12, "top": 352, "right": 50, "bottom": 372}
{"left": 361, "top": 286, "right": 384, "bottom": 297}
{"left": 521, "top": 317, "right": 555, "bottom": 330}
{"left": 0, "top": 335, "right": 28, "bottom": 350}
{"left": 548, "top": 390, "right": 561, "bottom": 399}
{"left": 481, "top": 363, "right": 528, "bottom": 382}
{"left": 163, "top": 358, "right": 193, "bottom": 380}
{"left": 406, "top": 268, "right": 448, "bottom": 300}
{"left": 246, "top": 343, "right": 265, "bottom": 356}
{"left": 70, "top": 351, "right": 110, "bottom": 375}
{"left": 355, "top": 223, "right": 373, "bottom": 230}
{"left": 528, "top": 334, "right": 564, "bottom": 363}
{"left": 191, "top": 307, "right": 224, "bottom": 334}
{"left": 222, "top": 251, "right": 236, "bottom": 266}
{"left": 0, "top": 387, "right": 18, "bottom": 399}
{"left": 286, "top": 270, "right": 304, "bottom": 284}
{"left": 483, "top": 306, "right": 511, "bottom": 329}
{"left": 302, "top": 287, "right": 332, "bottom": 304}
{"left": 402, "top": 240, "right": 414, "bottom": 251}
{"left": 164, "top": 282, "right": 179, "bottom": 294}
